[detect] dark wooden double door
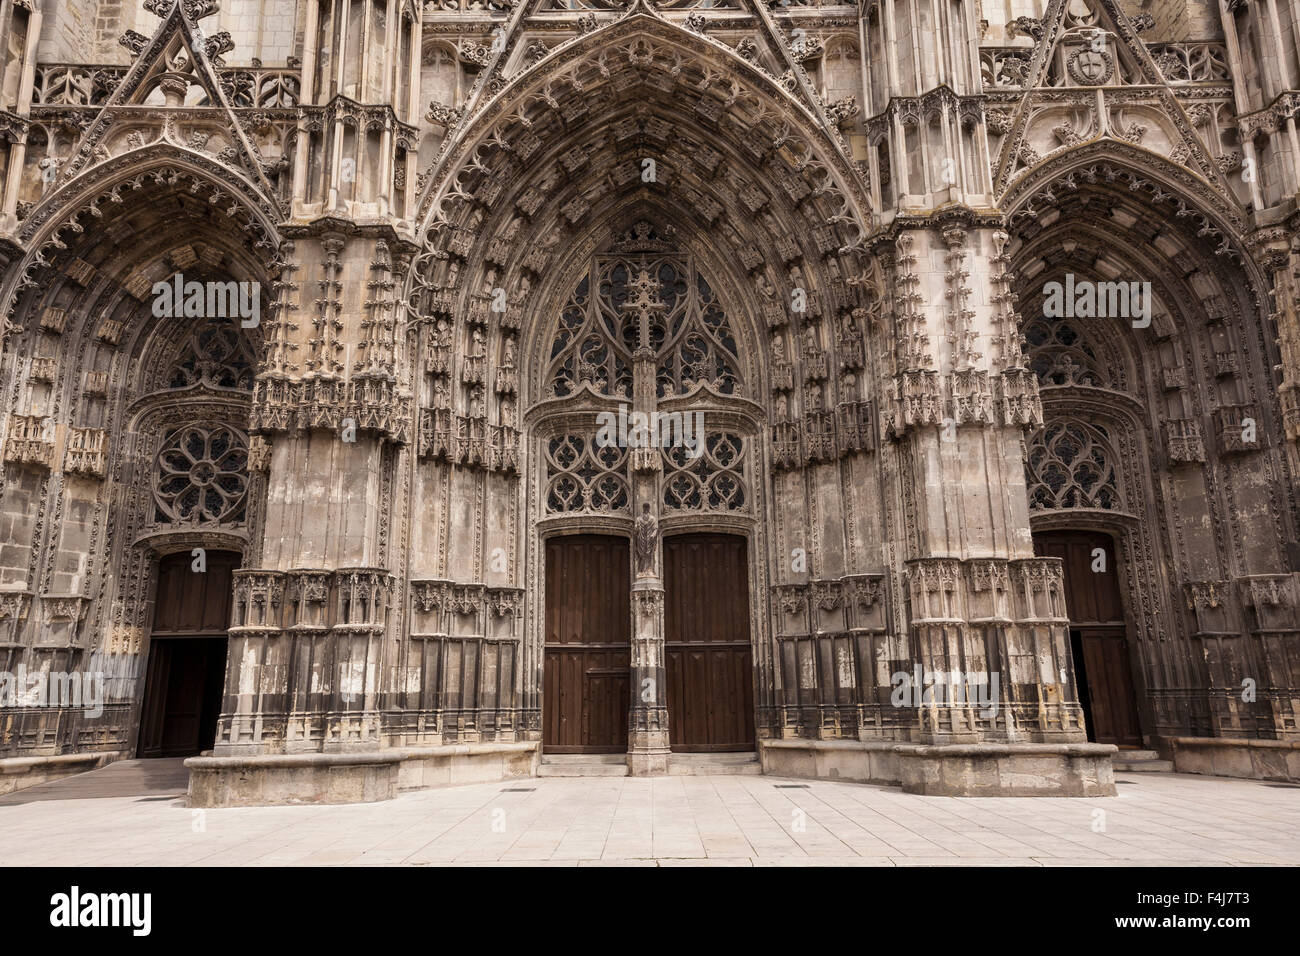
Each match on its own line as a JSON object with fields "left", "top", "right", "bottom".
{"left": 137, "top": 551, "right": 237, "bottom": 758}
{"left": 543, "top": 533, "right": 755, "bottom": 754}
{"left": 1034, "top": 531, "right": 1143, "bottom": 747}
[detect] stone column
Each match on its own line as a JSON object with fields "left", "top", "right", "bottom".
{"left": 625, "top": 268, "right": 671, "bottom": 772}
{"left": 214, "top": 230, "right": 412, "bottom": 757}
{"left": 627, "top": 388, "right": 670, "bottom": 773}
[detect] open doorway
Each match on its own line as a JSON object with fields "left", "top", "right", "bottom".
{"left": 1033, "top": 530, "right": 1143, "bottom": 747}
{"left": 137, "top": 550, "right": 239, "bottom": 758}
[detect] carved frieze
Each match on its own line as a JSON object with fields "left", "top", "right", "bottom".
{"left": 1164, "top": 419, "right": 1206, "bottom": 463}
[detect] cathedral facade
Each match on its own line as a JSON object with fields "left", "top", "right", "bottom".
{"left": 1, "top": 0, "right": 1299, "bottom": 804}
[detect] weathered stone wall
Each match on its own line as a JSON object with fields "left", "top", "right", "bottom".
{"left": 0, "top": 0, "right": 1298, "bottom": 783}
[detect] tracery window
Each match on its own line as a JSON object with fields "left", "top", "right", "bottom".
{"left": 166, "top": 316, "right": 256, "bottom": 391}
{"left": 545, "top": 435, "right": 630, "bottom": 514}
{"left": 1025, "top": 420, "right": 1122, "bottom": 511}
{"left": 546, "top": 222, "right": 743, "bottom": 400}
{"left": 1023, "top": 313, "right": 1118, "bottom": 391}
{"left": 153, "top": 423, "right": 250, "bottom": 525}
{"left": 661, "top": 432, "right": 747, "bottom": 512}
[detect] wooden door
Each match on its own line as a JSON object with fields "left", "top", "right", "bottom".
{"left": 1034, "top": 531, "right": 1143, "bottom": 747}
{"left": 137, "top": 551, "right": 237, "bottom": 758}
{"left": 543, "top": 535, "right": 630, "bottom": 753}
{"left": 664, "top": 534, "right": 755, "bottom": 752}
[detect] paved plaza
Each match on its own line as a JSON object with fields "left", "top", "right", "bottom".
{"left": 1, "top": 761, "right": 1297, "bottom": 867}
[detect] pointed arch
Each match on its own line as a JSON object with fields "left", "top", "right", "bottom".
{"left": 403, "top": 16, "right": 881, "bottom": 452}
{"left": 412, "top": 10, "right": 873, "bottom": 250}
{"left": 2, "top": 146, "right": 281, "bottom": 353}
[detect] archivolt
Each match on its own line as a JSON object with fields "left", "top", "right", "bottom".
{"left": 413, "top": 11, "right": 871, "bottom": 246}
{"left": 404, "top": 15, "right": 880, "bottom": 425}
{"left": 3, "top": 144, "right": 281, "bottom": 339}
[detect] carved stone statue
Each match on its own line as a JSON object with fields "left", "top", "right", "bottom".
{"left": 634, "top": 503, "right": 658, "bottom": 576}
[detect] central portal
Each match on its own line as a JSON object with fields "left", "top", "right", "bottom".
{"left": 534, "top": 218, "right": 761, "bottom": 769}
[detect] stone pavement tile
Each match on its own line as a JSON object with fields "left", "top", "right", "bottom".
{"left": 752, "top": 857, "right": 896, "bottom": 867}
{"left": 891, "top": 858, "right": 1038, "bottom": 867}
{"left": 702, "top": 838, "right": 755, "bottom": 856}
{"left": 577, "top": 859, "right": 659, "bottom": 866}
{"left": 443, "top": 860, "right": 580, "bottom": 867}
{"left": 4, "top": 769, "right": 1299, "bottom": 866}
{"left": 658, "top": 858, "right": 755, "bottom": 866}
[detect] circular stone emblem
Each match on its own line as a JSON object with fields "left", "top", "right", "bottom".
{"left": 1068, "top": 48, "right": 1114, "bottom": 85}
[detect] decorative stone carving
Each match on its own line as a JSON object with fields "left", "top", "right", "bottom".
{"left": 63, "top": 427, "right": 108, "bottom": 479}
{"left": 634, "top": 504, "right": 659, "bottom": 577}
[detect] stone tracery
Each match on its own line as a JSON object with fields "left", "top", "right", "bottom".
{"left": 152, "top": 422, "right": 250, "bottom": 524}
{"left": 1026, "top": 419, "right": 1122, "bottom": 512}
{"left": 546, "top": 224, "right": 744, "bottom": 400}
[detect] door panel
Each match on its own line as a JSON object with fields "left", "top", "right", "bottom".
{"left": 543, "top": 535, "right": 630, "bottom": 753}
{"left": 138, "top": 551, "right": 237, "bottom": 758}
{"left": 1078, "top": 626, "right": 1142, "bottom": 747}
{"left": 664, "top": 534, "right": 755, "bottom": 752}
{"left": 1034, "top": 531, "right": 1142, "bottom": 747}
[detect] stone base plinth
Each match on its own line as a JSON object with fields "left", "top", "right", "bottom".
{"left": 0, "top": 751, "right": 121, "bottom": 797}
{"left": 627, "top": 750, "right": 670, "bottom": 775}
{"left": 1169, "top": 736, "right": 1300, "bottom": 782}
{"left": 759, "top": 739, "right": 1116, "bottom": 797}
{"left": 187, "top": 742, "right": 540, "bottom": 807}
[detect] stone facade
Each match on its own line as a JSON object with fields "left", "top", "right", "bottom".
{"left": 1, "top": 0, "right": 1299, "bottom": 801}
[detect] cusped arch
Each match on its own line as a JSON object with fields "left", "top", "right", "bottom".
{"left": 15, "top": 142, "right": 280, "bottom": 251}
{"left": 405, "top": 18, "right": 879, "bottom": 442}
{"left": 1002, "top": 139, "right": 1253, "bottom": 270}
{"left": 1005, "top": 145, "right": 1280, "bottom": 435}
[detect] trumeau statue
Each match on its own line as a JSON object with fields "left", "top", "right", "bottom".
{"left": 634, "top": 503, "right": 658, "bottom": 577}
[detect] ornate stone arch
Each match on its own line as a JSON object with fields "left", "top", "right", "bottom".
{"left": 411, "top": 9, "right": 872, "bottom": 246}
{"left": 396, "top": 7, "right": 881, "bottom": 753}
{"left": 0, "top": 149, "right": 275, "bottom": 752}
{"left": 1007, "top": 146, "right": 1294, "bottom": 737}
{"left": 2, "top": 147, "right": 280, "bottom": 347}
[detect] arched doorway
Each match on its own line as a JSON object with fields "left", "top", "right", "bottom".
{"left": 0, "top": 158, "right": 270, "bottom": 763}
{"left": 1007, "top": 152, "right": 1298, "bottom": 743}
{"left": 531, "top": 216, "right": 763, "bottom": 761}
{"left": 138, "top": 550, "right": 240, "bottom": 758}
{"left": 1032, "top": 530, "right": 1141, "bottom": 746}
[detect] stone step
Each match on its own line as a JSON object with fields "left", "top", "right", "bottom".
{"left": 1113, "top": 750, "right": 1174, "bottom": 772}
{"left": 669, "top": 753, "right": 762, "bottom": 775}
{"left": 537, "top": 754, "right": 629, "bottom": 777}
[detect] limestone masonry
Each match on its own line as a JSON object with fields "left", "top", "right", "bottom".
{"left": 1, "top": 0, "right": 1299, "bottom": 803}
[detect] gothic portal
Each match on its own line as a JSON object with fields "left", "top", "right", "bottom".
{"left": 1, "top": 0, "right": 1300, "bottom": 803}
